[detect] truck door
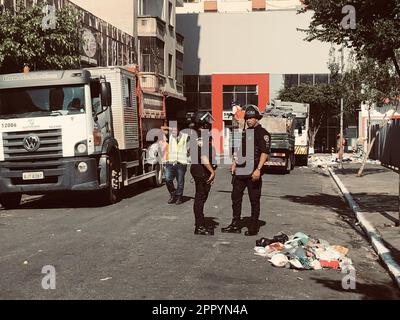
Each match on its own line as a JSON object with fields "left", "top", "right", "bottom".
{"left": 91, "top": 81, "right": 113, "bottom": 152}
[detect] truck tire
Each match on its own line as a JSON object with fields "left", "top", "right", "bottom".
{"left": 291, "top": 154, "right": 295, "bottom": 170}
{"left": 0, "top": 194, "right": 22, "bottom": 209}
{"left": 285, "top": 157, "right": 292, "bottom": 174}
{"left": 296, "top": 155, "right": 309, "bottom": 167}
{"left": 101, "top": 154, "right": 121, "bottom": 206}
{"left": 300, "top": 155, "right": 309, "bottom": 167}
{"left": 151, "top": 163, "right": 164, "bottom": 187}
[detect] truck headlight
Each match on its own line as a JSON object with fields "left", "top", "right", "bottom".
{"left": 75, "top": 141, "right": 88, "bottom": 155}
{"left": 77, "top": 162, "right": 88, "bottom": 173}
{"left": 77, "top": 143, "right": 87, "bottom": 154}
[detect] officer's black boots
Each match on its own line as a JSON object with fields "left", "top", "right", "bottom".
{"left": 194, "top": 226, "right": 214, "bottom": 235}
{"left": 245, "top": 221, "right": 259, "bottom": 236}
{"left": 244, "top": 227, "right": 258, "bottom": 236}
{"left": 168, "top": 196, "right": 176, "bottom": 204}
{"left": 175, "top": 197, "right": 183, "bottom": 205}
{"left": 221, "top": 220, "right": 241, "bottom": 234}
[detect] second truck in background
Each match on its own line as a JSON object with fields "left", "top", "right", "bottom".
{"left": 260, "top": 100, "right": 310, "bottom": 173}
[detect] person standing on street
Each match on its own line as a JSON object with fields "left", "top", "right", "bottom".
{"left": 189, "top": 112, "right": 217, "bottom": 235}
{"left": 221, "top": 105, "right": 271, "bottom": 236}
{"left": 165, "top": 124, "right": 189, "bottom": 205}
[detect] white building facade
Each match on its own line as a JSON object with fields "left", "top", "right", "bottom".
{"left": 137, "top": 0, "right": 186, "bottom": 125}
{"left": 177, "top": 0, "right": 334, "bottom": 152}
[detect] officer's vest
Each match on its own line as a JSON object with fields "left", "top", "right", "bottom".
{"left": 168, "top": 133, "right": 188, "bottom": 164}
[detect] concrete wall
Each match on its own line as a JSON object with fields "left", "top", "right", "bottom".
{"left": 176, "top": 10, "right": 332, "bottom": 75}
{"left": 70, "top": 0, "right": 136, "bottom": 37}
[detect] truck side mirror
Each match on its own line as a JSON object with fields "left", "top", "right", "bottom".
{"left": 101, "top": 82, "right": 112, "bottom": 107}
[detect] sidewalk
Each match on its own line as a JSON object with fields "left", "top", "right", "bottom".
{"left": 330, "top": 163, "right": 400, "bottom": 287}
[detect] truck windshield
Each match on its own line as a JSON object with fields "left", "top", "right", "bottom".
{"left": 0, "top": 85, "right": 86, "bottom": 119}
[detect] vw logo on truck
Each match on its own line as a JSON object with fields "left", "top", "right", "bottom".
{"left": 23, "top": 135, "right": 41, "bottom": 152}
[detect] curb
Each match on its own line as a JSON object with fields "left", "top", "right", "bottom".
{"left": 328, "top": 167, "right": 400, "bottom": 289}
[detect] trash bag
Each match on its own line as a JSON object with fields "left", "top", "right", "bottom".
{"left": 255, "top": 232, "right": 289, "bottom": 247}
{"left": 256, "top": 237, "right": 274, "bottom": 247}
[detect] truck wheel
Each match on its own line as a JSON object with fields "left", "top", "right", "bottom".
{"left": 296, "top": 155, "right": 309, "bottom": 167}
{"left": 285, "top": 157, "right": 291, "bottom": 174}
{"left": 151, "top": 163, "right": 164, "bottom": 187}
{"left": 291, "top": 154, "right": 295, "bottom": 170}
{"left": 102, "top": 155, "right": 121, "bottom": 206}
{"left": 0, "top": 194, "right": 22, "bottom": 209}
{"left": 300, "top": 155, "right": 309, "bottom": 167}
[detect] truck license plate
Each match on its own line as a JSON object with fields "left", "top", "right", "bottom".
{"left": 23, "top": 172, "right": 44, "bottom": 180}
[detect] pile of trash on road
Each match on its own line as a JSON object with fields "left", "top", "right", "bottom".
{"left": 254, "top": 232, "right": 355, "bottom": 272}
{"left": 309, "top": 154, "right": 381, "bottom": 169}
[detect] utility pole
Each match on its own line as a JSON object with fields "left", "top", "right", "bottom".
{"left": 339, "top": 45, "right": 345, "bottom": 170}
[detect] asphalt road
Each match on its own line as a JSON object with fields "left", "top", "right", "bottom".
{"left": 1, "top": 166, "right": 399, "bottom": 300}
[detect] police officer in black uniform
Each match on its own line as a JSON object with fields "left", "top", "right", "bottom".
{"left": 221, "top": 105, "right": 271, "bottom": 236}
{"left": 189, "top": 112, "right": 217, "bottom": 235}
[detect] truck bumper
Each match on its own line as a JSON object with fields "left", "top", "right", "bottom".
{"left": 265, "top": 157, "right": 286, "bottom": 167}
{"left": 0, "top": 157, "right": 103, "bottom": 194}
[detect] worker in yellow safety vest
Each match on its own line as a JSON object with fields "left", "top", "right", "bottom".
{"left": 163, "top": 125, "right": 189, "bottom": 205}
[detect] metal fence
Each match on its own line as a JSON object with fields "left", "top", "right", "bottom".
{"left": 370, "top": 119, "right": 400, "bottom": 170}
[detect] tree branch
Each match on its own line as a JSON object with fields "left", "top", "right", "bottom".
{"left": 391, "top": 51, "right": 400, "bottom": 79}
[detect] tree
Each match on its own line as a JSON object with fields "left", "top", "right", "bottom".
{"left": 0, "top": 0, "right": 81, "bottom": 74}
{"left": 278, "top": 83, "right": 341, "bottom": 151}
{"left": 301, "top": 0, "right": 400, "bottom": 78}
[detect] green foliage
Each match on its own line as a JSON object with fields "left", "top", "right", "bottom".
{"left": 278, "top": 83, "right": 340, "bottom": 146}
{"left": 0, "top": 0, "right": 82, "bottom": 74}
{"left": 300, "top": 0, "right": 400, "bottom": 77}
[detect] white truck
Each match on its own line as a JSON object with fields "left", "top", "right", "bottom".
{"left": 272, "top": 101, "right": 310, "bottom": 166}
{"left": 0, "top": 67, "right": 163, "bottom": 209}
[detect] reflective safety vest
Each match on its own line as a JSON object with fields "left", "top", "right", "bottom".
{"left": 168, "top": 133, "right": 189, "bottom": 164}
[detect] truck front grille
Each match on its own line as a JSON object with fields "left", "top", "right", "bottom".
{"left": 2, "top": 129, "right": 62, "bottom": 161}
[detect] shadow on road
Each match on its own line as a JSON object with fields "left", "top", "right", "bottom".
{"left": 204, "top": 217, "right": 219, "bottom": 231}
{"left": 380, "top": 238, "right": 400, "bottom": 265}
{"left": 351, "top": 193, "right": 399, "bottom": 222}
{"left": 338, "top": 168, "right": 389, "bottom": 176}
{"left": 16, "top": 180, "right": 157, "bottom": 210}
{"left": 310, "top": 277, "right": 400, "bottom": 300}
{"left": 282, "top": 193, "right": 352, "bottom": 217}
{"left": 281, "top": 193, "right": 366, "bottom": 241}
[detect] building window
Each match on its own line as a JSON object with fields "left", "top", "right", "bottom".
{"left": 222, "top": 85, "right": 258, "bottom": 110}
{"left": 168, "top": 1, "right": 174, "bottom": 27}
{"left": 284, "top": 73, "right": 330, "bottom": 88}
{"left": 315, "top": 74, "right": 330, "bottom": 85}
{"left": 176, "top": 51, "right": 183, "bottom": 85}
{"left": 168, "top": 54, "right": 173, "bottom": 77}
{"left": 124, "top": 78, "right": 132, "bottom": 107}
{"left": 184, "top": 75, "right": 199, "bottom": 92}
{"left": 199, "top": 75, "right": 211, "bottom": 92}
{"left": 199, "top": 92, "right": 211, "bottom": 110}
{"left": 284, "top": 74, "right": 299, "bottom": 88}
{"left": 185, "top": 92, "right": 199, "bottom": 109}
{"left": 299, "top": 74, "right": 314, "bottom": 85}
{"left": 140, "top": 37, "right": 164, "bottom": 75}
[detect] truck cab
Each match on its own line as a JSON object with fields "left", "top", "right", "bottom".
{"left": 0, "top": 68, "right": 162, "bottom": 209}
